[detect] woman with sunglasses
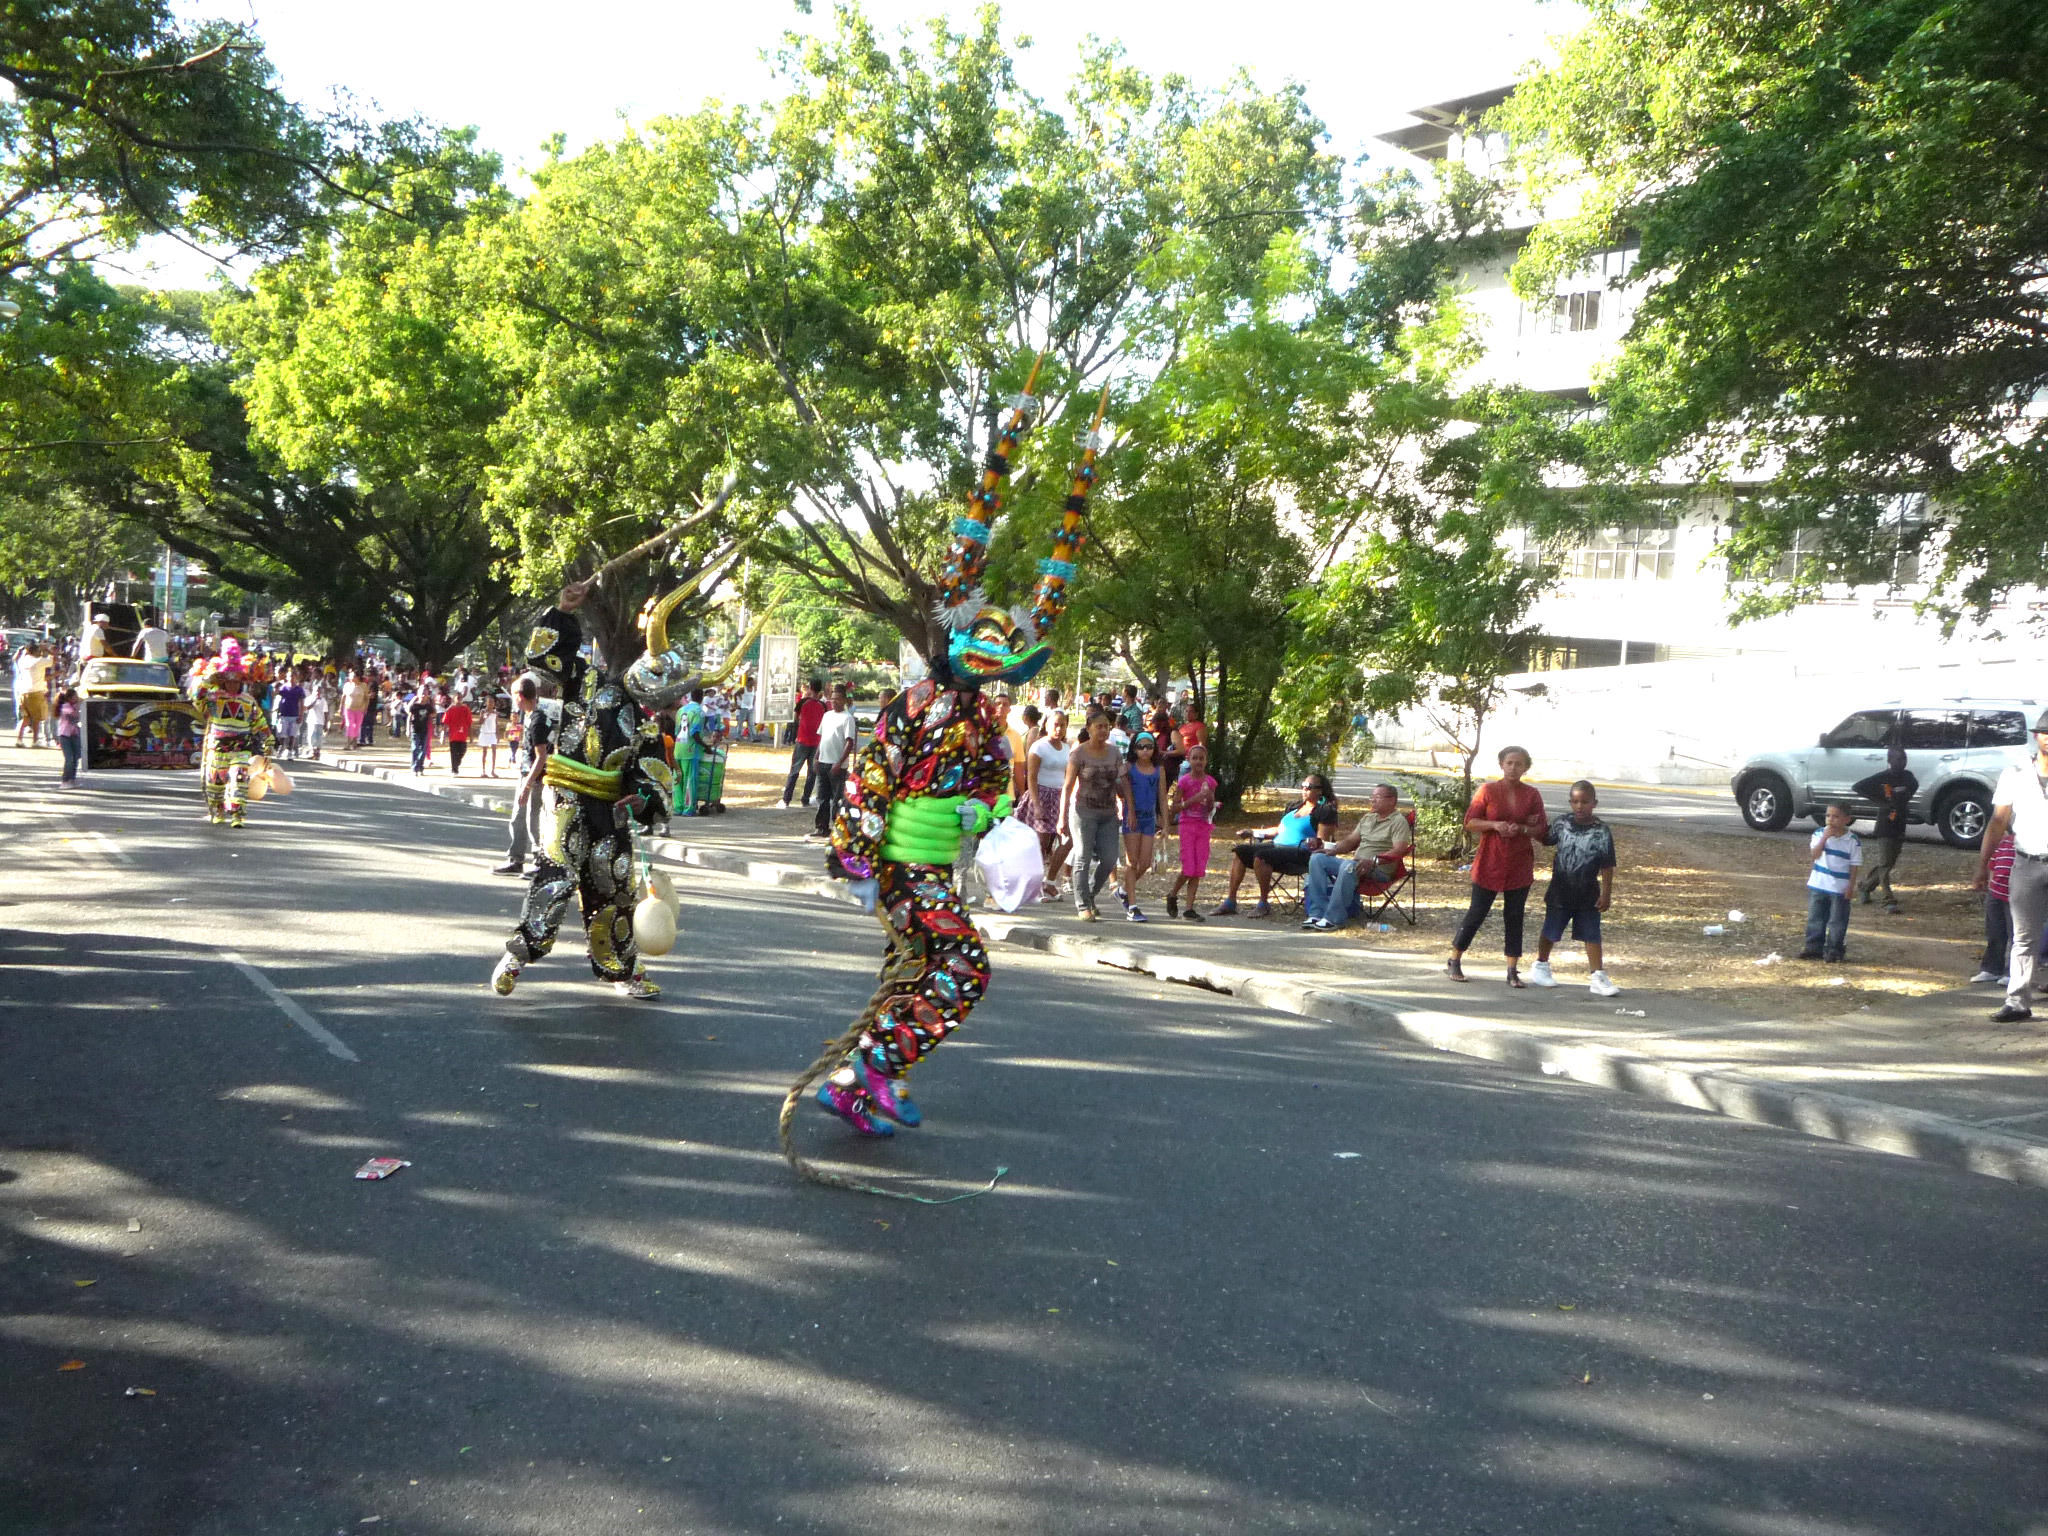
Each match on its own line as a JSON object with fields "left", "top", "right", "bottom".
{"left": 1116, "top": 731, "right": 1166, "bottom": 921}
{"left": 1210, "top": 772, "right": 1340, "bottom": 917}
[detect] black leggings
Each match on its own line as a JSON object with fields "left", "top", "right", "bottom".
{"left": 1453, "top": 883, "right": 1529, "bottom": 959}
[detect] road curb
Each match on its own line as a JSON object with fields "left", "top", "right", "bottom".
{"left": 976, "top": 917, "right": 2048, "bottom": 1190}
{"left": 317, "top": 754, "right": 2048, "bottom": 1191}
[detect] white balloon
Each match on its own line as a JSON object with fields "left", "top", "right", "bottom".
{"left": 634, "top": 894, "right": 677, "bottom": 955}
{"left": 647, "top": 867, "right": 679, "bottom": 913}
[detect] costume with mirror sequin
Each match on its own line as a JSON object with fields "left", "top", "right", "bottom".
{"left": 496, "top": 606, "right": 675, "bottom": 996}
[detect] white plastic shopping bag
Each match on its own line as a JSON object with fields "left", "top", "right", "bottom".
{"left": 974, "top": 815, "right": 1044, "bottom": 912}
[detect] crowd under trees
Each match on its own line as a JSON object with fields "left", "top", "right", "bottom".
{"left": 3, "top": 0, "right": 2042, "bottom": 798}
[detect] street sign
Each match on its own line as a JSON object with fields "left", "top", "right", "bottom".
{"left": 758, "top": 633, "right": 799, "bottom": 725}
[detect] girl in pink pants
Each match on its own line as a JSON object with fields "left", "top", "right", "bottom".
{"left": 1164, "top": 743, "right": 1217, "bottom": 921}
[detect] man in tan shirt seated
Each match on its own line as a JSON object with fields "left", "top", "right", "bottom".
{"left": 1302, "top": 782, "right": 1414, "bottom": 931}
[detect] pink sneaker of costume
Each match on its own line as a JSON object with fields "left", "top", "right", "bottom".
{"left": 816, "top": 1077, "right": 893, "bottom": 1137}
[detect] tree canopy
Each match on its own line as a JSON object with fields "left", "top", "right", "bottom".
{"left": 1502, "top": 0, "right": 2048, "bottom": 621}
{"left": 466, "top": 6, "right": 1340, "bottom": 659}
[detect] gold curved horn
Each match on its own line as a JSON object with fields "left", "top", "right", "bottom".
{"left": 641, "top": 581, "right": 692, "bottom": 657}
{"left": 706, "top": 611, "right": 773, "bottom": 685}
{"left": 640, "top": 538, "right": 749, "bottom": 654}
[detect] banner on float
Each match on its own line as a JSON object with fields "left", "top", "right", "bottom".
{"left": 757, "top": 633, "right": 800, "bottom": 725}
{"left": 85, "top": 699, "right": 200, "bottom": 770}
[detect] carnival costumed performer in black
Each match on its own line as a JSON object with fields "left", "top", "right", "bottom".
{"left": 782, "top": 363, "right": 1113, "bottom": 1193}
{"left": 492, "top": 583, "right": 676, "bottom": 1000}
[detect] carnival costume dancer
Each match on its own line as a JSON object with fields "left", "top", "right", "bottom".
{"left": 782, "top": 364, "right": 1112, "bottom": 1190}
{"left": 193, "top": 639, "right": 277, "bottom": 828}
{"left": 492, "top": 588, "right": 678, "bottom": 1000}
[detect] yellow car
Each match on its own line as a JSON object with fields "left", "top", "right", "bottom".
{"left": 77, "top": 658, "right": 199, "bottom": 769}
{"left": 76, "top": 657, "right": 184, "bottom": 700}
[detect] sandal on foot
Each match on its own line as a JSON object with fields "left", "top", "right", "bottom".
{"left": 1505, "top": 967, "right": 1527, "bottom": 989}
{"left": 1446, "top": 958, "right": 1467, "bottom": 982}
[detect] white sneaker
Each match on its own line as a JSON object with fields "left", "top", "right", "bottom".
{"left": 1588, "top": 971, "right": 1620, "bottom": 998}
{"left": 491, "top": 954, "right": 521, "bottom": 996}
{"left": 1969, "top": 970, "right": 2001, "bottom": 984}
{"left": 774, "top": 799, "right": 790, "bottom": 810}
{"left": 614, "top": 971, "right": 661, "bottom": 1000}
{"left": 1526, "top": 960, "right": 1558, "bottom": 987}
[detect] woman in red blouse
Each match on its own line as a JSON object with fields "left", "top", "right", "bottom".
{"left": 1447, "top": 745, "right": 1548, "bottom": 987}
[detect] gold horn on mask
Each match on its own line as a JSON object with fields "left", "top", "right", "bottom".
{"left": 638, "top": 539, "right": 746, "bottom": 654}
{"left": 640, "top": 582, "right": 691, "bottom": 658}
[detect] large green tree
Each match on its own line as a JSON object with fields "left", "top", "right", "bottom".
{"left": 205, "top": 132, "right": 518, "bottom": 667}
{"left": 1502, "top": 0, "right": 2048, "bottom": 619}
{"left": 467, "top": 3, "right": 1338, "bottom": 660}
{"left": 0, "top": 0, "right": 336, "bottom": 278}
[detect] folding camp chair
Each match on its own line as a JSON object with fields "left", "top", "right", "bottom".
{"left": 1355, "top": 810, "right": 1420, "bottom": 927}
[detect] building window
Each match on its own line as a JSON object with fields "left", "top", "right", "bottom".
{"left": 1523, "top": 245, "right": 1638, "bottom": 337}
{"left": 1746, "top": 495, "right": 1927, "bottom": 584}
{"left": 1548, "top": 292, "right": 1597, "bottom": 335}
{"left": 1767, "top": 525, "right": 1827, "bottom": 582}
{"left": 1561, "top": 523, "right": 1676, "bottom": 580}
{"left": 1550, "top": 290, "right": 1601, "bottom": 332}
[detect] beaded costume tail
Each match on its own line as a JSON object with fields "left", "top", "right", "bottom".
{"left": 777, "top": 902, "right": 1006, "bottom": 1204}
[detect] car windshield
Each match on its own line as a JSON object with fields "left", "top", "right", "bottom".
{"left": 84, "top": 659, "right": 174, "bottom": 689}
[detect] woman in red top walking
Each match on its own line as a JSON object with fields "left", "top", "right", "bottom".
{"left": 1447, "top": 745, "right": 1548, "bottom": 987}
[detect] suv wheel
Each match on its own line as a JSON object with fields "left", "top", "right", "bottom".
{"left": 1935, "top": 784, "right": 1991, "bottom": 849}
{"left": 1738, "top": 772, "right": 1794, "bottom": 832}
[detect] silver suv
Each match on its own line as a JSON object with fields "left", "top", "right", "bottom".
{"left": 1732, "top": 698, "right": 2037, "bottom": 847}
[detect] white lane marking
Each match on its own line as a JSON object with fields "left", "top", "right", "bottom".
{"left": 1971, "top": 1106, "right": 2048, "bottom": 1129}
{"left": 84, "top": 828, "right": 130, "bottom": 864}
{"left": 29, "top": 797, "right": 132, "bottom": 865}
{"left": 219, "top": 949, "right": 360, "bottom": 1063}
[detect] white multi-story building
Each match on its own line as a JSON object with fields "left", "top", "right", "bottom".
{"left": 1364, "top": 88, "right": 2047, "bottom": 782}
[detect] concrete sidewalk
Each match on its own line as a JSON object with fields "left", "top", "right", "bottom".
{"left": 318, "top": 743, "right": 2048, "bottom": 1190}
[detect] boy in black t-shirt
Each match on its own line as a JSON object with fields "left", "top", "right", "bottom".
{"left": 1527, "top": 780, "right": 1620, "bottom": 997}
{"left": 1852, "top": 745, "right": 1916, "bottom": 913}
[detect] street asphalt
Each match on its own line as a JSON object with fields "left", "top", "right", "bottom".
{"left": 4, "top": 753, "right": 2046, "bottom": 1535}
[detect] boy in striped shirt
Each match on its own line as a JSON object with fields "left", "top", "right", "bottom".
{"left": 1800, "top": 802, "right": 1862, "bottom": 963}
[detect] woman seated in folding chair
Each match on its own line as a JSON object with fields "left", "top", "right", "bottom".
{"left": 1301, "top": 783, "right": 1415, "bottom": 932}
{"left": 1210, "top": 772, "right": 1340, "bottom": 917}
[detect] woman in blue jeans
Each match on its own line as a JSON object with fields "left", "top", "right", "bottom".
{"left": 1117, "top": 732, "right": 1165, "bottom": 921}
{"left": 1060, "top": 711, "right": 1133, "bottom": 922}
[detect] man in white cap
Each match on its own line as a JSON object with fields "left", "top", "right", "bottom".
{"left": 1973, "top": 709, "right": 2048, "bottom": 1023}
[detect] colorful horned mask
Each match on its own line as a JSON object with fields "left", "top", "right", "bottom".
{"left": 932, "top": 358, "right": 1110, "bottom": 688}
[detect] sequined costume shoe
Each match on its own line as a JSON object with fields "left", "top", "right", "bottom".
{"left": 816, "top": 1077, "right": 894, "bottom": 1136}
{"left": 854, "top": 1056, "right": 922, "bottom": 1127}
{"left": 614, "top": 970, "right": 661, "bottom": 1000}
{"left": 491, "top": 954, "right": 522, "bottom": 996}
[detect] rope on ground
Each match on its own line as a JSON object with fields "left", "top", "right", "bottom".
{"left": 777, "top": 903, "right": 1008, "bottom": 1205}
